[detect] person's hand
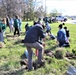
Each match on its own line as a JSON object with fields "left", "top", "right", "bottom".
{"left": 43, "top": 38, "right": 46, "bottom": 41}
{"left": 42, "top": 42, "right": 45, "bottom": 47}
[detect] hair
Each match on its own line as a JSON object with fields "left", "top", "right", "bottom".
{"left": 2, "top": 18, "right": 6, "bottom": 24}
{"left": 62, "top": 23, "right": 65, "bottom": 25}
{"left": 15, "top": 15, "right": 18, "bottom": 19}
{"left": 58, "top": 24, "right": 63, "bottom": 29}
{"left": 33, "top": 21, "right": 37, "bottom": 25}
{"left": 64, "top": 26, "right": 67, "bottom": 29}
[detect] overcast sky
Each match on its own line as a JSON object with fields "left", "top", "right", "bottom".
{"left": 40, "top": 0, "right": 76, "bottom": 16}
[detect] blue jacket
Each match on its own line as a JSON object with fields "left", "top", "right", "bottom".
{"left": 57, "top": 28, "right": 66, "bottom": 42}
{"left": 24, "top": 24, "right": 45, "bottom": 43}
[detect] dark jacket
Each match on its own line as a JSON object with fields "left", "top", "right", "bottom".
{"left": 24, "top": 24, "right": 45, "bottom": 43}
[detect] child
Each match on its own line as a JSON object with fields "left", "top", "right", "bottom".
{"left": 45, "top": 22, "right": 51, "bottom": 35}
{"left": 25, "top": 23, "right": 30, "bottom": 34}
{"left": 57, "top": 24, "right": 66, "bottom": 47}
{"left": 49, "top": 33, "right": 56, "bottom": 40}
{"left": 0, "top": 19, "right": 6, "bottom": 42}
{"left": 64, "top": 26, "right": 70, "bottom": 43}
{"left": 9, "top": 18, "right": 14, "bottom": 32}
{"left": 14, "top": 15, "right": 20, "bottom": 36}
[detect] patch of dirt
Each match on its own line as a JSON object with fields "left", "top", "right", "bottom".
{"left": 66, "top": 52, "right": 76, "bottom": 59}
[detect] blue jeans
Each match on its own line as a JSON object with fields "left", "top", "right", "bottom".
{"left": 0, "top": 32, "right": 4, "bottom": 42}
{"left": 24, "top": 42, "right": 44, "bottom": 70}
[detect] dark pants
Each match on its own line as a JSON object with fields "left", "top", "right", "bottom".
{"left": 59, "top": 41, "right": 66, "bottom": 47}
{"left": 14, "top": 27, "right": 20, "bottom": 36}
{"left": 24, "top": 42, "right": 44, "bottom": 70}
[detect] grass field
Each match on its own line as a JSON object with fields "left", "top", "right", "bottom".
{"left": 0, "top": 22, "right": 76, "bottom": 75}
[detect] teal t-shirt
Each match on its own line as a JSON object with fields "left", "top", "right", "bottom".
{"left": 0, "top": 21, "right": 6, "bottom": 32}
{"left": 14, "top": 19, "right": 19, "bottom": 28}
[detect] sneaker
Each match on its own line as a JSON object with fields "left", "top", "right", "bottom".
{"left": 38, "top": 60, "right": 45, "bottom": 68}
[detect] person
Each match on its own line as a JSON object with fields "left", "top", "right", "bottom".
{"left": 25, "top": 23, "right": 30, "bottom": 34}
{"left": 62, "top": 23, "right": 65, "bottom": 25}
{"left": 6, "top": 16, "right": 10, "bottom": 27}
{"left": 0, "top": 19, "right": 6, "bottom": 42}
{"left": 57, "top": 24, "right": 66, "bottom": 47}
{"left": 18, "top": 16, "right": 22, "bottom": 31}
{"left": 49, "top": 33, "right": 56, "bottom": 40}
{"left": 64, "top": 26, "right": 70, "bottom": 43}
{"left": 33, "top": 21, "right": 37, "bottom": 25}
{"left": 9, "top": 18, "right": 14, "bottom": 32}
{"left": 45, "top": 22, "right": 51, "bottom": 35}
{"left": 24, "top": 23, "right": 45, "bottom": 70}
{"left": 37, "top": 18, "right": 41, "bottom": 24}
{"left": 14, "top": 15, "right": 20, "bottom": 36}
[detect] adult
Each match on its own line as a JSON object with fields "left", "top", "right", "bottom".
{"left": 57, "top": 24, "right": 66, "bottom": 47}
{"left": 45, "top": 22, "right": 51, "bottom": 35}
{"left": 64, "top": 26, "right": 70, "bottom": 43}
{"left": 24, "top": 23, "right": 45, "bottom": 70}
{"left": 14, "top": 15, "right": 20, "bottom": 36}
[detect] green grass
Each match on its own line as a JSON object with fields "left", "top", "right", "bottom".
{"left": 0, "top": 22, "right": 76, "bottom": 75}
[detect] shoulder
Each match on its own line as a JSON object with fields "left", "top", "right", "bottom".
{"left": 35, "top": 24, "right": 43, "bottom": 29}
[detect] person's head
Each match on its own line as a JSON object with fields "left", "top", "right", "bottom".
{"left": 33, "top": 21, "right": 37, "bottom": 25}
{"left": 64, "top": 26, "right": 67, "bottom": 30}
{"left": 15, "top": 15, "right": 18, "bottom": 19}
{"left": 26, "top": 23, "right": 29, "bottom": 26}
{"left": 58, "top": 24, "right": 63, "bottom": 29}
{"left": 2, "top": 18, "right": 6, "bottom": 24}
{"left": 38, "top": 18, "right": 41, "bottom": 21}
{"left": 62, "top": 23, "right": 65, "bottom": 25}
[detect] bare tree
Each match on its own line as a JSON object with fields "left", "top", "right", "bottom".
{"left": 0, "top": 0, "right": 45, "bottom": 20}
{"left": 34, "top": 5, "right": 45, "bottom": 19}
{"left": 23, "top": 0, "right": 45, "bottom": 21}
{"left": 0, "top": 0, "right": 26, "bottom": 17}
{"left": 50, "top": 9, "right": 62, "bottom": 17}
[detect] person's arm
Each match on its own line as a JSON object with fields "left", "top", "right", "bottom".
{"left": 57, "top": 31, "right": 62, "bottom": 41}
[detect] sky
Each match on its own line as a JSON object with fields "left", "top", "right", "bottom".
{"left": 39, "top": 0, "right": 76, "bottom": 16}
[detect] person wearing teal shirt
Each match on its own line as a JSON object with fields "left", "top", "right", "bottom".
{"left": 14, "top": 15, "right": 20, "bottom": 36}
{"left": 0, "top": 20, "right": 6, "bottom": 42}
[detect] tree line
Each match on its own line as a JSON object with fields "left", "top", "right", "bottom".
{"left": 0, "top": 0, "right": 45, "bottom": 21}
{"left": 0, "top": 0, "right": 62, "bottom": 21}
